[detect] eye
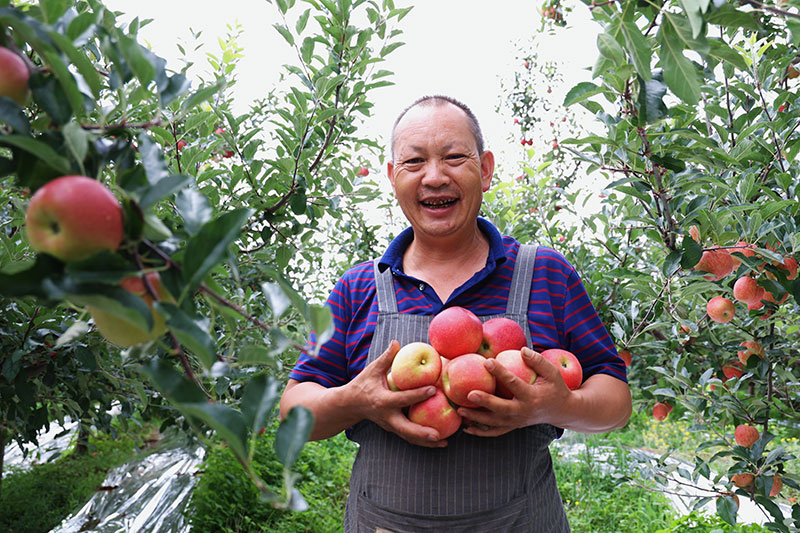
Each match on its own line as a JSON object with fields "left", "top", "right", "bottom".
{"left": 403, "top": 157, "right": 424, "bottom": 165}
{"left": 445, "top": 154, "right": 467, "bottom": 162}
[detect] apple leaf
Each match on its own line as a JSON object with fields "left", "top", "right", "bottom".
{"left": 260, "top": 272, "right": 309, "bottom": 321}
{"left": 663, "top": 249, "right": 683, "bottom": 278}
{"left": 0, "top": 135, "right": 71, "bottom": 174}
{"left": 157, "top": 302, "right": 217, "bottom": 369}
{"left": 175, "top": 188, "right": 212, "bottom": 235}
{"left": 681, "top": 236, "right": 703, "bottom": 269}
{"left": 597, "top": 32, "right": 626, "bottom": 66}
{"left": 47, "top": 30, "right": 102, "bottom": 98}
{"left": 40, "top": 49, "right": 84, "bottom": 115}
{"left": 140, "top": 357, "right": 207, "bottom": 404}
{"left": 620, "top": 20, "right": 652, "bottom": 82}
{"left": 637, "top": 71, "right": 669, "bottom": 125}
{"left": 563, "top": 82, "right": 601, "bottom": 108}
{"left": 716, "top": 494, "right": 738, "bottom": 525}
{"left": 182, "top": 402, "right": 249, "bottom": 462}
{"left": 139, "top": 173, "right": 192, "bottom": 209}
{"left": 137, "top": 133, "right": 169, "bottom": 185}
{"left": 241, "top": 373, "right": 281, "bottom": 435}
{"left": 0, "top": 97, "right": 31, "bottom": 134}
{"left": 275, "top": 406, "right": 313, "bottom": 469}
{"left": 262, "top": 281, "right": 292, "bottom": 319}
{"left": 181, "top": 78, "right": 226, "bottom": 112}
{"left": 658, "top": 23, "right": 701, "bottom": 106}
{"left": 183, "top": 208, "right": 254, "bottom": 292}
{"left": 309, "top": 304, "right": 333, "bottom": 356}
{"left": 117, "top": 33, "right": 155, "bottom": 88}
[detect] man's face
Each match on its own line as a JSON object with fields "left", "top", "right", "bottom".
{"left": 387, "top": 103, "right": 494, "bottom": 241}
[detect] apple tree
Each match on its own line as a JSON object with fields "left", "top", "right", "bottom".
{"left": 0, "top": 0, "right": 408, "bottom": 507}
{"left": 491, "top": 0, "right": 800, "bottom": 528}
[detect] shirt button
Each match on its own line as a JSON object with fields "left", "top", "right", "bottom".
{"left": 418, "top": 283, "right": 425, "bottom": 291}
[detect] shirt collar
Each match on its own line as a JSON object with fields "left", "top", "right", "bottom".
{"left": 378, "top": 217, "right": 507, "bottom": 273}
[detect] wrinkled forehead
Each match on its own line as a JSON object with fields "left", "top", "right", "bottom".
{"left": 391, "top": 103, "right": 478, "bottom": 158}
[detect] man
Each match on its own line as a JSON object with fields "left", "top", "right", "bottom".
{"left": 279, "top": 95, "right": 631, "bottom": 532}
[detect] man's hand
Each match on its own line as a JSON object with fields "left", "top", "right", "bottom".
{"left": 280, "top": 340, "right": 448, "bottom": 447}
{"left": 347, "top": 340, "right": 448, "bottom": 447}
{"left": 459, "top": 347, "right": 632, "bottom": 436}
{"left": 459, "top": 347, "right": 572, "bottom": 437}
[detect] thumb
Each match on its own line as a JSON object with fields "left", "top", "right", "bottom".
{"left": 375, "top": 340, "right": 401, "bottom": 371}
{"left": 521, "top": 348, "right": 561, "bottom": 381}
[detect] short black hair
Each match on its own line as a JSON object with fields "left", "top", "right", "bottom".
{"left": 390, "top": 95, "right": 485, "bottom": 159}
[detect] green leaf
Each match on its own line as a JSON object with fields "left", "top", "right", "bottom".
{"left": 706, "top": 38, "right": 748, "bottom": 72}
{"left": 597, "top": 32, "right": 626, "bottom": 66}
{"left": 62, "top": 121, "right": 89, "bottom": 168}
{"left": 118, "top": 34, "right": 155, "bottom": 87}
{"left": 0, "top": 135, "right": 71, "bottom": 173}
{"left": 716, "top": 494, "right": 738, "bottom": 525}
{"left": 183, "top": 208, "right": 254, "bottom": 291}
{"left": 183, "top": 403, "right": 249, "bottom": 460}
{"left": 182, "top": 78, "right": 226, "bottom": 112}
{"left": 658, "top": 23, "right": 701, "bottom": 105}
{"left": 681, "top": 236, "right": 703, "bottom": 269}
{"left": 663, "top": 249, "right": 683, "bottom": 277}
{"left": 296, "top": 8, "right": 311, "bottom": 33}
{"left": 0, "top": 97, "right": 31, "bottom": 134}
{"left": 175, "top": 188, "right": 211, "bottom": 235}
{"left": 241, "top": 373, "right": 281, "bottom": 434}
{"left": 41, "top": 49, "right": 83, "bottom": 115}
{"left": 137, "top": 133, "right": 169, "bottom": 185}
{"left": 29, "top": 71, "right": 72, "bottom": 125}
{"left": 677, "top": 0, "right": 705, "bottom": 39}
{"left": 141, "top": 357, "right": 207, "bottom": 404}
{"left": 309, "top": 304, "right": 333, "bottom": 355}
{"left": 39, "top": 0, "right": 70, "bottom": 24}
{"left": 563, "top": 82, "right": 601, "bottom": 107}
{"left": 139, "top": 174, "right": 191, "bottom": 209}
{"left": 637, "top": 71, "right": 668, "bottom": 124}
{"left": 661, "top": 12, "right": 709, "bottom": 53}
{"left": 262, "top": 281, "right": 292, "bottom": 319}
{"left": 275, "top": 406, "right": 313, "bottom": 469}
{"left": 157, "top": 302, "right": 217, "bottom": 369}
{"left": 48, "top": 30, "right": 102, "bottom": 98}
{"left": 273, "top": 23, "right": 294, "bottom": 46}
{"left": 620, "top": 20, "right": 652, "bottom": 81}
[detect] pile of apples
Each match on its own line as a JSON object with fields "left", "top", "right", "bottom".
{"left": 387, "top": 306, "right": 582, "bottom": 439}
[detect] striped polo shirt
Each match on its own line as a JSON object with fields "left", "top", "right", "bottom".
{"left": 289, "top": 217, "right": 627, "bottom": 387}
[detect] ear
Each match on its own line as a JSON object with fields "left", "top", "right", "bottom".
{"left": 480, "top": 150, "right": 495, "bottom": 192}
{"left": 387, "top": 161, "right": 397, "bottom": 193}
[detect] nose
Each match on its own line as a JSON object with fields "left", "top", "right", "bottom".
{"left": 420, "top": 158, "right": 449, "bottom": 188}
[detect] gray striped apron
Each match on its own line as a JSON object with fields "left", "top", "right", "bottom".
{"left": 344, "top": 245, "right": 570, "bottom": 532}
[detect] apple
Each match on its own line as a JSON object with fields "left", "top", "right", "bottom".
{"left": 442, "top": 353, "right": 496, "bottom": 408}
{"left": 408, "top": 388, "right": 462, "bottom": 439}
{"left": 428, "top": 306, "right": 483, "bottom": 359}
{"left": 540, "top": 348, "right": 582, "bottom": 390}
{"left": 0, "top": 46, "right": 30, "bottom": 106}
{"left": 733, "top": 276, "right": 764, "bottom": 306}
{"left": 780, "top": 256, "right": 797, "bottom": 280}
{"left": 731, "top": 473, "right": 754, "bottom": 488}
{"left": 89, "top": 272, "right": 173, "bottom": 347}
{"left": 386, "top": 371, "right": 400, "bottom": 391}
{"left": 737, "top": 340, "right": 764, "bottom": 365}
{"left": 734, "top": 424, "right": 759, "bottom": 448}
{"left": 706, "top": 296, "right": 735, "bottom": 323}
{"left": 694, "top": 250, "right": 734, "bottom": 281}
{"left": 722, "top": 361, "right": 744, "bottom": 380}
{"left": 689, "top": 225, "right": 701, "bottom": 242}
{"left": 25, "top": 176, "right": 124, "bottom": 262}
{"left": 652, "top": 402, "right": 670, "bottom": 421}
{"left": 494, "top": 349, "right": 537, "bottom": 398}
{"left": 477, "top": 317, "right": 527, "bottom": 358}
{"left": 357, "top": 166, "right": 369, "bottom": 176}
{"left": 769, "top": 475, "right": 783, "bottom": 497}
{"left": 176, "top": 139, "right": 187, "bottom": 150}
{"left": 618, "top": 349, "right": 632, "bottom": 367}
{"left": 390, "top": 342, "right": 442, "bottom": 390}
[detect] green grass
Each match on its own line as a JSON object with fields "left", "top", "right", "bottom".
{"left": 0, "top": 426, "right": 157, "bottom": 533}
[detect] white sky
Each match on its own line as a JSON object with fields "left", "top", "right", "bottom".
{"left": 103, "top": 0, "right": 600, "bottom": 179}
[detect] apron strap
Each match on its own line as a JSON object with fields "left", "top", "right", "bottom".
{"left": 507, "top": 244, "right": 538, "bottom": 316}
{"left": 373, "top": 259, "right": 399, "bottom": 313}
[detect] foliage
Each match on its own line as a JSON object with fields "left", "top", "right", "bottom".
{"left": 188, "top": 422, "right": 356, "bottom": 533}
{"left": 654, "top": 510, "right": 769, "bottom": 533}
{"left": 0, "top": 0, "right": 409, "bottom": 506}
{"left": 492, "top": 0, "right": 800, "bottom": 528}
{"left": 0, "top": 427, "right": 152, "bottom": 533}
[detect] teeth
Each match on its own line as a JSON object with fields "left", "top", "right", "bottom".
{"left": 422, "top": 199, "right": 455, "bottom": 206}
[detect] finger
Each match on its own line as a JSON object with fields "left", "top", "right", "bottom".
{"left": 462, "top": 423, "right": 514, "bottom": 438}
{"left": 385, "top": 412, "right": 448, "bottom": 448}
{"left": 372, "top": 340, "right": 401, "bottom": 371}
{"left": 483, "top": 357, "right": 530, "bottom": 398}
{"left": 385, "top": 385, "right": 437, "bottom": 408}
{"left": 521, "top": 348, "right": 561, "bottom": 382}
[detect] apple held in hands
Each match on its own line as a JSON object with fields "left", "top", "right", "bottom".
{"left": 477, "top": 317, "right": 527, "bottom": 358}
{"left": 429, "top": 306, "right": 483, "bottom": 358}
{"left": 442, "top": 353, "right": 496, "bottom": 408}
{"left": 540, "top": 348, "right": 582, "bottom": 390}
{"left": 89, "top": 272, "right": 174, "bottom": 347}
{"left": 25, "top": 176, "right": 124, "bottom": 262}
{"left": 494, "top": 349, "right": 537, "bottom": 398}
{"left": 408, "top": 388, "right": 462, "bottom": 439}
{"left": 390, "top": 342, "right": 442, "bottom": 390}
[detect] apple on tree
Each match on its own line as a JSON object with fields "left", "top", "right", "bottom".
{"left": 428, "top": 306, "right": 483, "bottom": 358}
{"left": 694, "top": 250, "right": 734, "bottom": 281}
{"left": 652, "top": 401, "right": 671, "bottom": 421}
{"left": 722, "top": 361, "right": 744, "bottom": 380}
{"left": 540, "top": 348, "right": 582, "bottom": 390}
{"left": 442, "top": 353, "right": 496, "bottom": 408}
{"left": 706, "top": 296, "right": 735, "bottom": 323}
{"left": 25, "top": 175, "right": 124, "bottom": 262}
{"left": 408, "top": 388, "right": 462, "bottom": 439}
{"left": 734, "top": 424, "right": 759, "bottom": 448}
{"left": 0, "top": 46, "right": 30, "bottom": 106}
{"left": 737, "top": 340, "right": 764, "bottom": 365}
{"left": 494, "top": 349, "right": 537, "bottom": 398}
{"left": 477, "top": 317, "right": 527, "bottom": 358}
{"left": 89, "top": 272, "right": 174, "bottom": 347}
{"left": 617, "top": 349, "right": 632, "bottom": 367}
{"left": 389, "top": 342, "right": 442, "bottom": 390}
{"left": 730, "top": 473, "right": 754, "bottom": 488}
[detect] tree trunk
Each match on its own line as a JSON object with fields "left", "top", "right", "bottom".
{"left": 74, "top": 423, "right": 90, "bottom": 456}
{"left": 0, "top": 429, "right": 6, "bottom": 501}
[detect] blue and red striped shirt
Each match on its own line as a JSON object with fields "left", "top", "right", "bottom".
{"left": 289, "top": 218, "right": 627, "bottom": 387}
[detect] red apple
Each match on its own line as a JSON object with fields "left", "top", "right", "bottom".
{"left": 734, "top": 424, "right": 759, "bottom": 448}
{"left": 694, "top": 250, "right": 734, "bottom": 281}
{"left": 408, "top": 388, "right": 462, "bottom": 439}
{"left": 0, "top": 46, "right": 30, "bottom": 106}
{"left": 731, "top": 473, "right": 754, "bottom": 488}
{"left": 442, "top": 353, "right": 496, "bottom": 408}
{"left": 89, "top": 272, "right": 173, "bottom": 347}
{"left": 769, "top": 476, "right": 783, "bottom": 497}
{"left": 733, "top": 276, "right": 763, "bottom": 305}
{"left": 689, "top": 225, "right": 701, "bottom": 242}
{"left": 357, "top": 166, "right": 369, "bottom": 176}
{"left": 652, "top": 402, "right": 670, "bottom": 421}
{"left": 25, "top": 176, "right": 123, "bottom": 262}
{"left": 780, "top": 256, "right": 797, "bottom": 280}
{"left": 618, "top": 349, "right": 632, "bottom": 367}
{"left": 390, "top": 342, "right": 442, "bottom": 390}
{"left": 737, "top": 340, "right": 764, "bottom": 365}
{"left": 428, "top": 306, "right": 483, "bottom": 359}
{"left": 494, "top": 349, "right": 537, "bottom": 398}
{"left": 176, "top": 139, "right": 187, "bottom": 150}
{"left": 386, "top": 371, "right": 400, "bottom": 391}
{"left": 540, "top": 348, "right": 582, "bottom": 390}
{"left": 477, "top": 317, "right": 527, "bottom": 358}
{"left": 722, "top": 361, "right": 744, "bottom": 380}
{"left": 707, "top": 296, "right": 735, "bottom": 323}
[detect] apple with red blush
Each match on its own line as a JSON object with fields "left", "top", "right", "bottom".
{"left": 477, "top": 317, "right": 527, "bottom": 358}
{"left": 540, "top": 348, "right": 583, "bottom": 390}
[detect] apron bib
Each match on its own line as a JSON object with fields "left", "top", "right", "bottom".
{"left": 344, "top": 245, "right": 570, "bottom": 533}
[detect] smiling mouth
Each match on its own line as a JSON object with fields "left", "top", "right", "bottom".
{"left": 420, "top": 198, "right": 457, "bottom": 209}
